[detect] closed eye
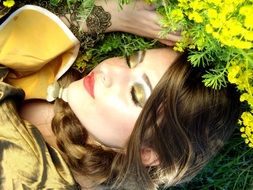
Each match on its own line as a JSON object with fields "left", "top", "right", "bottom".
{"left": 131, "top": 83, "right": 146, "bottom": 108}
{"left": 125, "top": 50, "right": 150, "bottom": 108}
{"left": 125, "top": 51, "right": 145, "bottom": 68}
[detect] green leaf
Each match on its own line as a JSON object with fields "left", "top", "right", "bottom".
{"left": 188, "top": 49, "right": 215, "bottom": 68}
{"left": 202, "top": 68, "right": 227, "bottom": 89}
{"left": 76, "top": 0, "right": 94, "bottom": 21}
{"left": 49, "top": 0, "right": 62, "bottom": 6}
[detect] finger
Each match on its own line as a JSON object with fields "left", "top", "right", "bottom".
{"left": 153, "top": 13, "right": 182, "bottom": 42}
{"left": 159, "top": 39, "right": 176, "bottom": 46}
{"left": 144, "top": 3, "right": 156, "bottom": 11}
{"left": 165, "top": 33, "right": 182, "bottom": 42}
{"left": 137, "top": 0, "right": 156, "bottom": 11}
{"left": 170, "top": 30, "right": 182, "bottom": 36}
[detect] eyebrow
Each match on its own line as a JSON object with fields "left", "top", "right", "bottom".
{"left": 137, "top": 51, "right": 153, "bottom": 92}
{"left": 138, "top": 50, "right": 146, "bottom": 63}
{"left": 142, "top": 73, "right": 153, "bottom": 91}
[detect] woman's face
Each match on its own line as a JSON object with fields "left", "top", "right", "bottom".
{"left": 67, "top": 48, "right": 180, "bottom": 148}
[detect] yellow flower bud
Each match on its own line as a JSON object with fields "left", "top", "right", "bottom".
{"left": 205, "top": 24, "right": 214, "bottom": 33}
{"left": 3, "top": 0, "right": 15, "bottom": 8}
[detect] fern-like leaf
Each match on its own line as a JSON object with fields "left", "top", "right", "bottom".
{"left": 202, "top": 68, "right": 227, "bottom": 90}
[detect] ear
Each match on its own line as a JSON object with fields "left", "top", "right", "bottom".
{"left": 141, "top": 147, "right": 160, "bottom": 166}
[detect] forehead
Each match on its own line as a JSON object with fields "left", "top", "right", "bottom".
{"left": 139, "top": 48, "right": 181, "bottom": 88}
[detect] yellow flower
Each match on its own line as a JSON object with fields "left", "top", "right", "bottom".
{"left": 205, "top": 24, "right": 213, "bottom": 33}
{"left": 240, "top": 111, "right": 253, "bottom": 148}
{"left": 188, "top": 12, "right": 203, "bottom": 23}
{"left": 222, "top": 4, "right": 236, "bottom": 15}
{"left": 207, "top": 8, "right": 218, "bottom": 19}
{"left": 235, "top": 40, "right": 252, "bottom": 49}
{"left": 3, "top": 0, "right": 15, "bottom": 8}
{"left": 195, "top": 37, "right": 205, "bottom": 50}
{"left": 170, "top": 9, "right": 184, "bottom": 21}
{"left": 241, "top": 112, "right": 253, "bottom": 128}
{"left": 239, "top": 5, "right": 253, "bottom": 16}
{"left": 226, "top": 18, "right": 243, "bottom": 36}
{"left": 241, "top": 93, "right": 253, "bottom": 108}
{"left": 173, "top": 44, "right": 184, "bottom": 52}
{"left": 206, "top": 0, "right": 222, "bottom": 7}
{"left": 211, "top": 31, "right": 219, "bottom": 39}
{"left": 244, "top": 17, "right": 253, "bottom": 29}
{"left": 190, "top": 0, "right": 206, "bottom": 10}
{"left": 189, "top": 44, "right": 196, "bottom": 49}
{"left": 240, "top": 127, "right": 245, "bottom": 132}
{"left": 178, "top": 0, "right": 190, "bottom": 8}
{"left": 244, "top": 30, "right": 253, "bottom": 41}
{"left": 240, "top": 5, "right": 253, "bottom": 29}
{"left": 210, "top": 19, "right": 222, "bottom": 29}
{"left": 227, "top": 65, "right": 241, "bottom": 84}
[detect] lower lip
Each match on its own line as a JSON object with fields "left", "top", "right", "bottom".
{"left": 83, "top": 72, "right": 95, "bottom": 98}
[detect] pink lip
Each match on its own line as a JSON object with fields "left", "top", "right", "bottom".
{"left": 83, "top": 72, "right": 95, "bottom": 98}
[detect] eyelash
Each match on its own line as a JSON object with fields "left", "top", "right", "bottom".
{"left": 125, "top": 56, "right": 131, "bottom": 68}
{"left": 125, "top": 56, "right": 145, "bottom": 108}
{"left": 130, "top": 83, "right": 146, "bottom": 108}
{"left": 125, "top": 55, "right": 137, "bottom": 69}
{"left": 126, "top": 50, "right": 145, "bottom": 69}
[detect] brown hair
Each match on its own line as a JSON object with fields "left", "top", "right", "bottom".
{"left": 51, "top": 70, "right": 120, "bottom": 187}
{"left": 52, "top": 52, "right": 240, "bottom": 189}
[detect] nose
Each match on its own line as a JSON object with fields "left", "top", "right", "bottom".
{"left": 100, "top": 71, "right": 112, "bottom": 87}
{"left": 99, "top": 59, "right": 131, "bottom": 88}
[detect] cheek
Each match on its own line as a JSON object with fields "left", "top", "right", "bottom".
{"left": 98, "top": 99, "right": 140, "bottom": 133}
{"left": 68, "top": 79, "right": 142, "bottom": 147}
{"left": 90, "top": 100, "right": 141, "bottom": 147}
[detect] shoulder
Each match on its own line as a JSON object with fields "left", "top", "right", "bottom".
{"left": 0, "top": 97, "right": 78, "bottom": 189}
{"left": 0, "top": 68, "right": 77, "bottom": 189}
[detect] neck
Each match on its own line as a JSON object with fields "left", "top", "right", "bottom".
{"left": 19, "top": 99, "right": 57, "bottom": 147}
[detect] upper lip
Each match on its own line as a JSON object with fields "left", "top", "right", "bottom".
{"left": 83, "top": 72, "right": 95, "bottom": 98}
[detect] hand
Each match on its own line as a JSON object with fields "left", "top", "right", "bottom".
{"left": 106, "top": 0, "right": 181, "bottom": 46}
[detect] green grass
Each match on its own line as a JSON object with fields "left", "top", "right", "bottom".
{"left": 78, "top": 32, "right": 161, "bottom": 73}
{"left": 166, "top": 129, "right": 253, "bottom": 190}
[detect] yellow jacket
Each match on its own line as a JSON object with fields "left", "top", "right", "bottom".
{"left": 0, "top": 5, "right": 80, "bottom": 100}
{"left": 0, "top": 5, "right": 80, "bottom": 189}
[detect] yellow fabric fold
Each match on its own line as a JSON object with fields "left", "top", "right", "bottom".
{"left": 0, "top": 5, "right": 80, "bottom": 189}
{"left": 0, "top": 99, "right": 78, "bottom": 189}
{"left": 0, "top": 5, "right": 80, "bottom": 100}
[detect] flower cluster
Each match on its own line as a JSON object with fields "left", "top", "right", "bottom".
{"left": 228, "top": 57, "right": 253, "bottom": 147}
{"left": 181, "top": 0, "right": 252, "bottom": 49}
{"left": 2, "top": 0, "right": 15, "bottom": 8}
{"left": 147, "top": 0, "right": 253, "bottom": 148}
